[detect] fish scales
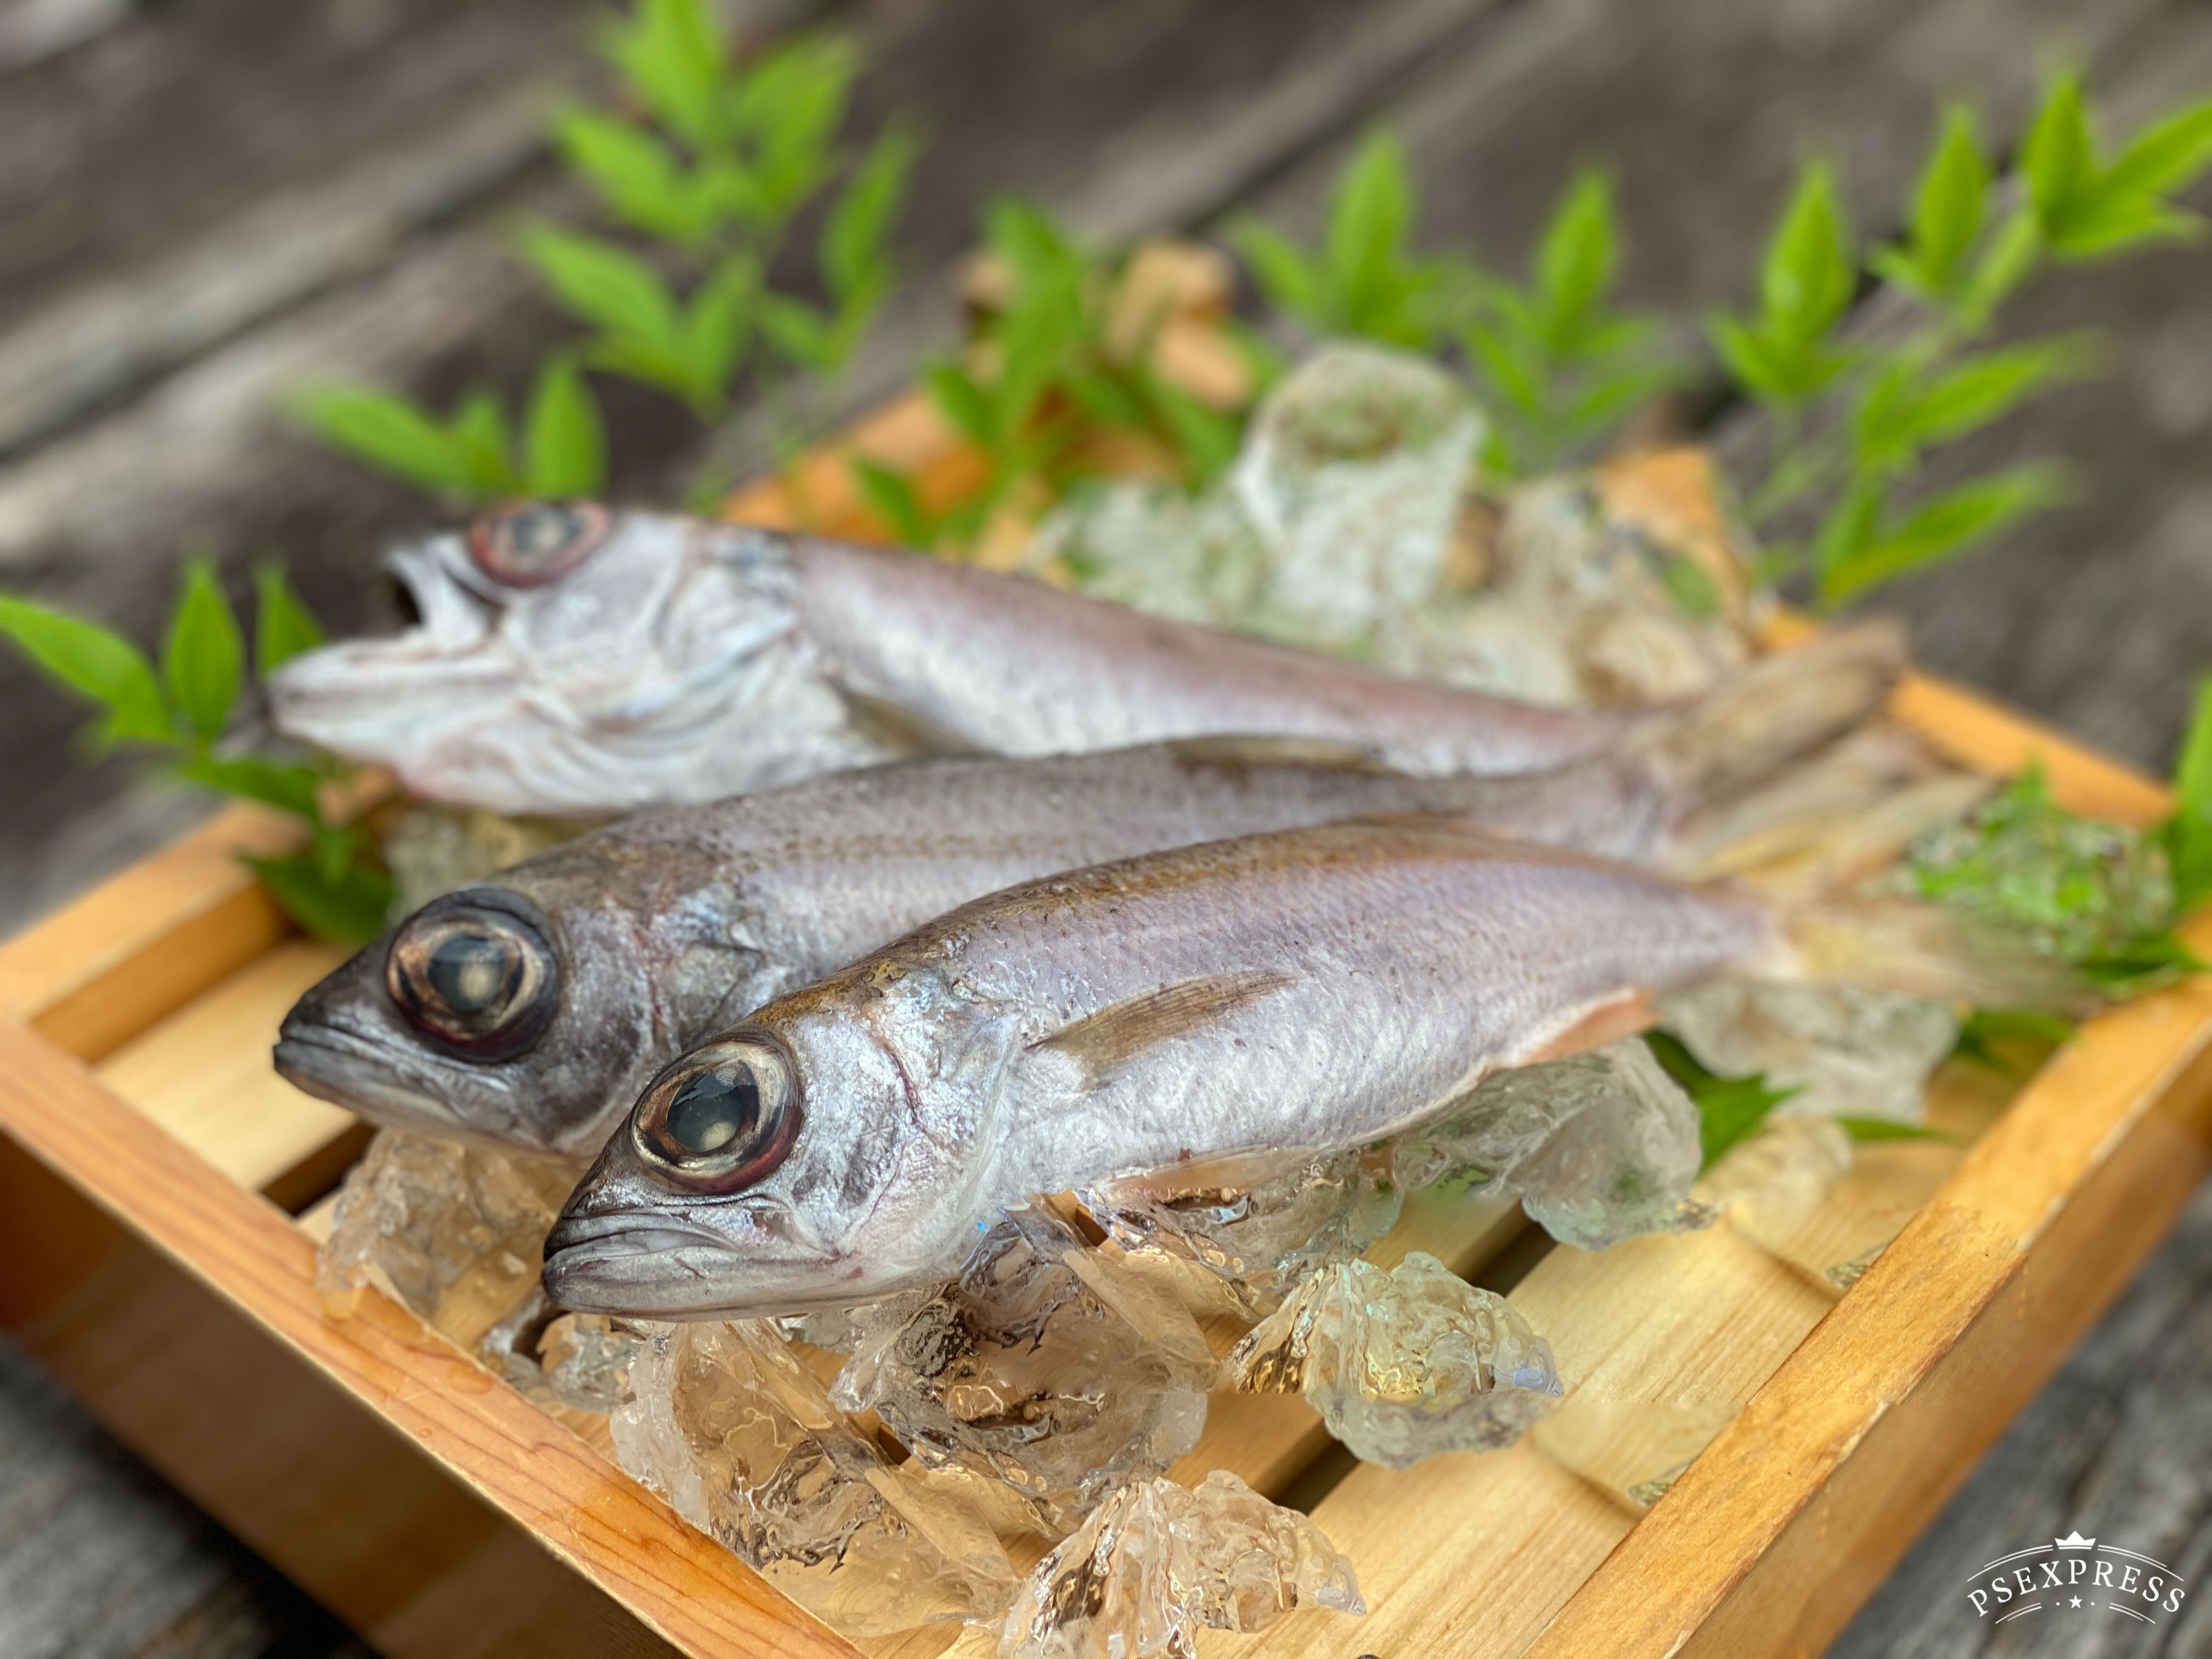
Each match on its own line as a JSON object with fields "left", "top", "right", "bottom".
{"left": 543, "top": 823, "right": 1777, "bottom": 1319}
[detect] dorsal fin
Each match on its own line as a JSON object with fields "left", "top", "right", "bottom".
{"left": 1030, "top": 968, "right": 1294, "bottom": 1084}
{"left": 1163, "top": 735, "right": 1399, "bottom": 775}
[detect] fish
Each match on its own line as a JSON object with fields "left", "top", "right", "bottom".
{"left": 540, "top": 819, "right": 1904, "bottom": 1321}
{"left": 271, "top": 623, "right": 1901, "bottom": 1163}
{"left": 269, "top": 501, "right": 1672, "bottom": 816}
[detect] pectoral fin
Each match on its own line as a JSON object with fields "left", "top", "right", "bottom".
{"left": 1031, "top": 968, "right": 1294, "bottom": 1084}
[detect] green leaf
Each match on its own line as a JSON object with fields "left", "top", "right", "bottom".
{"left": 556, "top": 108, "right": 716, "bottom": 247}
{"left": 2045, "top": 191, "right": 2200, "bottom": 259}
{"left": 1836, "top": 1118, "right": 1953, "bottom": 1143}
{"left": 1150, "top": 381, "right": 1242, "bottom": 489}
{"left": 1644, "top": 1031, "right": 1799, "bottom": 1169}
{"left": 522, "top": 357, "right": 607, "bottom": 498}
{"left": 171, "top": 754, "right": 323, "bottom": 820}
{"left": 2024, "top": 71, "right": 2098, "bottom": 236}
{"left": 679, "top": 255, "right": 756, "bottom": 405}
{"left": 1328, "top": 130, "right": 1415, "bottom": 330}
{"left": 1534, "top": 167, "right": 1617, "bottom": 349}
{"left": 758, "top": 293, "right": 830, "bottom": 370}
{"left": 287, "top": 386, "right": 478, "bottom": 495}
{"left": 735, "top": 36, "right": 859, "bottom": 226}
{"left": 1707, "top": 313, "right": 1790, "bottom": 401}
{"left": 2163, "top": 675, "right": 2212, "bottom": 911}
{"left": 2101, "top": 99, "right": 2212, "bottom": 200}
{"left": 924, "top": 360, "right": 998, "bottom": 445}
{"left": 1905, "top": 337, "right": 2100, "bottom": 444}
{"left": 0, "top": 596, "right": 171, "bottom": 748}
{"left": 163, "top": 561, "right": 243, "bottom": 741}
{"left": 601, "top": 0, "right": 724, "bottom": 151}
{"left": 851, "top": 458, "right": 934, "bottom": 545}
{"left": 1813, "top": 474, "right": 1886, "bottom": 580}
{"left": 520, "top": 228, "right": 684, "bottom": 353}
{"left": 1760, "top": 159, "right": 1855, "bottom": 345}
{"left": 244, "top": 849, "right": 394, "bottom": 946}
{"left": 449, "top": 391, "right": 517, "bottom": 496}
{"left": 823, "top": 123, "right": 917, "bottom": 306}
{"left": 2079, "top": 928, "right": 2205, "bottom": 996}
{"left": 1951, "top": 1006, "right": 2074, "bottom": 1073}
{"left": 252, "top": 564, "right": 324, "bottom": 680}
{"left": 1898, "top": 104, "right": 1990, "bottom": 297}
{"left": 1821, "top": 464, "right": 2072, "bottom": 605}
{"left": 1229, "top": 217, "right": 1327, "bottom": 330}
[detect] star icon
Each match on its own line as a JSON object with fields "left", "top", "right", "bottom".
{"left": 2070, "top": 1596, "right": 2083, "bottom": 1608}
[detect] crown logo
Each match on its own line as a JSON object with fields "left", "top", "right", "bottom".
{"left": 2056, "top": 1531, "right": 2097, "bottom": 1549}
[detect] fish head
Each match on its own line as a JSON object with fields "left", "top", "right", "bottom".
{"left": 267, "top": 504, "right": 847, "bottom": 815}
{"left": 273, "top": 850, "right": 766, "bottom": 1160}
{"left": 544, "top": 981, "right": 997, "bottom": 1319}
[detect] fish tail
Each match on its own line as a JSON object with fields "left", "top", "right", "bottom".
{"left": 1665, "top": 723, "right": 1994, "bottom": 893}
{"left": 1768, "top": 894, "right": 2086, "bottom": 1011}
{"left": 1634, "top": 619, "right": 1908, "bottom": 810}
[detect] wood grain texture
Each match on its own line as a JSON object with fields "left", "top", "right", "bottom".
{"left": 1831, "top": 1172, "right": 2212, "bottom": 1657}
{"left": 0, "top": 1022, "right": 862, "bottom": 1659}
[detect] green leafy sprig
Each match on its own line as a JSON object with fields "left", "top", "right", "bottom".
{"left": 1643, "top": 1030, "right": 1799, "bottom": 1169}
{"left": 1717, "top": 76, "right": 2212, "bottom": 606}
{"left": 295, "top": 0, "right": 915, "bottom": 507}
{"left": 856, "top": 201, "right": 1246, "bottom": 550}
{"left": 0, "top": 568, "right": 391, "bottom": 943}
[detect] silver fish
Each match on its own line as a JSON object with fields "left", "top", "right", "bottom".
{"left": 270, "top": 624, "right": 1898, "bottom": 1163}
{"left": 541, "top": 822, "right": 1787, "bottom": 1319}
{"left": 270, "top": 502, "right": 1658, "bottom": 816}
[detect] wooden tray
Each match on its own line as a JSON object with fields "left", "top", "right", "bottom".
{"left": 4, "top": 317, "right": 2209, "bottom": 1658}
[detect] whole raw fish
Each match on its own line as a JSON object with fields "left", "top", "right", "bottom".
{"left": 541, "top": 821, "right": 1798, "bottom": 1319}
{"left": 272, "top": 625, "right": 1899, "bottom": 1162}
{"left": 269, "top": 503, "right": 1663, "bottom": 816}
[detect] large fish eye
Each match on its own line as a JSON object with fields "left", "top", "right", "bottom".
{"left": 631, "top": 1033, "right": 803, "bottom": 1194}
{"left": 467, "top": 501, "right": 612, "bottom": 588}
{"left": 385, "top": 888, "right": 559, "bottom": 1061}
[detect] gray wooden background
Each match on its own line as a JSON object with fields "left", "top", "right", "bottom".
{"left": 2, "top": 0, "right": 2209, "bottom": 1653}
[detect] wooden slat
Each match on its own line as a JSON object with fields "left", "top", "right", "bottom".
{"left": 93, "top": 939, "right": 358, "bottom": 1193}
{"left": 1528, "top": 917, "right": 2212, "bottom": 1658}
{"left": 0, "top": 1020, "right": 862, "bottom": 1659}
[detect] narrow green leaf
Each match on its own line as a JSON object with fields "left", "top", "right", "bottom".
{"left": 287, "top": 386, "right": 476, "bottom": 495}
{"left": 556, "top": 108, "right": 714, "bottom": 247}
{"left": 243, "top": 849, "right": 394, "bottom": 946}
{"left": 252, "top": 563, "right": 324, "bottom": 680}
{"left": 1906, "top": 336, "right": 2101, "bottom": 445}
{"left": 601, "top": 0, "right": 724, "bottom": 151}
{"left": 2046, "top": 192, "right": 2200, "bottom": 259}
{"left": 681, "top": 255, "right": 757, "bottom": 407}
{"left": 851, "top": 458, "right": 933, "bottom": 545}
{"left": 0, "top": 596, "right": 171, "bottom": 747}
{"left": 1836, "top": 1118, "right": 1953, "bottom": 1143}
{"left": 1760, "top": 159, "right": 1855, "bottom": 343}
{"left": 1821, "top": 464, "right": 2070, "bottom": 605}
{"left": 1814, "top": 475, "right": 1887, "bottom": 582}
{"left": 1707, "top": 313, "right": 1790, "bottom": 402}
{"left": 163, "top": 562, "right": 244, "bottom": 741}
{"left": 519, "top": 228, "right": 684, "bottom": 353}
{"left": 759, "top": 292, "right": 831, "bottom": 369}
{"left": 2023, "top": 71, "right": 2098, "bottom": 236}
{"left": 2164, "top": 675, "right": 2212, "bottom": 910}
{"left": 1327, "top": 130, "right": 1415, "bottom": 329}
{"left": 1903, "top": 105, "right": 1990, "bottom": 295}
{"left": 2101, "top": 99, "right": 2212, "bottom": 200}
{"left": 449, "top": 391, "right": 517, "bottom": 497}
{"left": 171, "top": 754, "right": 322, "bottom": 820}
{"left": 823, "top": 123, "right": 917, "bottom": 305}
{"left": 522, "top": 357, "right": 607, "bottom": 498}
{"left": 1534, "top": 166, "right": 1618, "bottom": 349}
{"left": 924, "top": 360, "right": 998, "bottom": 445}
{"left": 1230, "top": 217, "right": 1328, "bottom": 329}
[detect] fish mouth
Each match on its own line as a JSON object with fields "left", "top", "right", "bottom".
{"left": 273, "top": 1022, "right": 522, "bottom": 1144}
{"left": 541, "top": 1210, "right": 850, "bottom": 1319}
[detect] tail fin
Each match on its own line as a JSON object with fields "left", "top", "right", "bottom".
{"left": 1774, "top": 895, "right": 2086, "bottom": 1012}
{"left": 1668, "top": 724, "right": 1994, "bottom": 894}
{"left": 1633, "top": 619, "right": 1908, "bottom": 807}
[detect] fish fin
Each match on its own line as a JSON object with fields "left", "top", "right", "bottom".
{"left": 1163, "top": 735, "right": 1400, "bottom": 775}
{"left": 1520, "top": 991, "right": 1661, "bottom": 1063}
{"left": 1775, "top": 895, "right": 2089, "bottom": 1011}
{"left": 1633, "top": 620, "right": 1907, "bottom": 810}
{"left": 833, "top": 685, "right": 985, "bottom": 758}
{"left": 1667, "top": 723, "right": 1993, "bottom": 890}
{"left": 1032, "top": 968, "right": 1294, "bottom": 1084}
